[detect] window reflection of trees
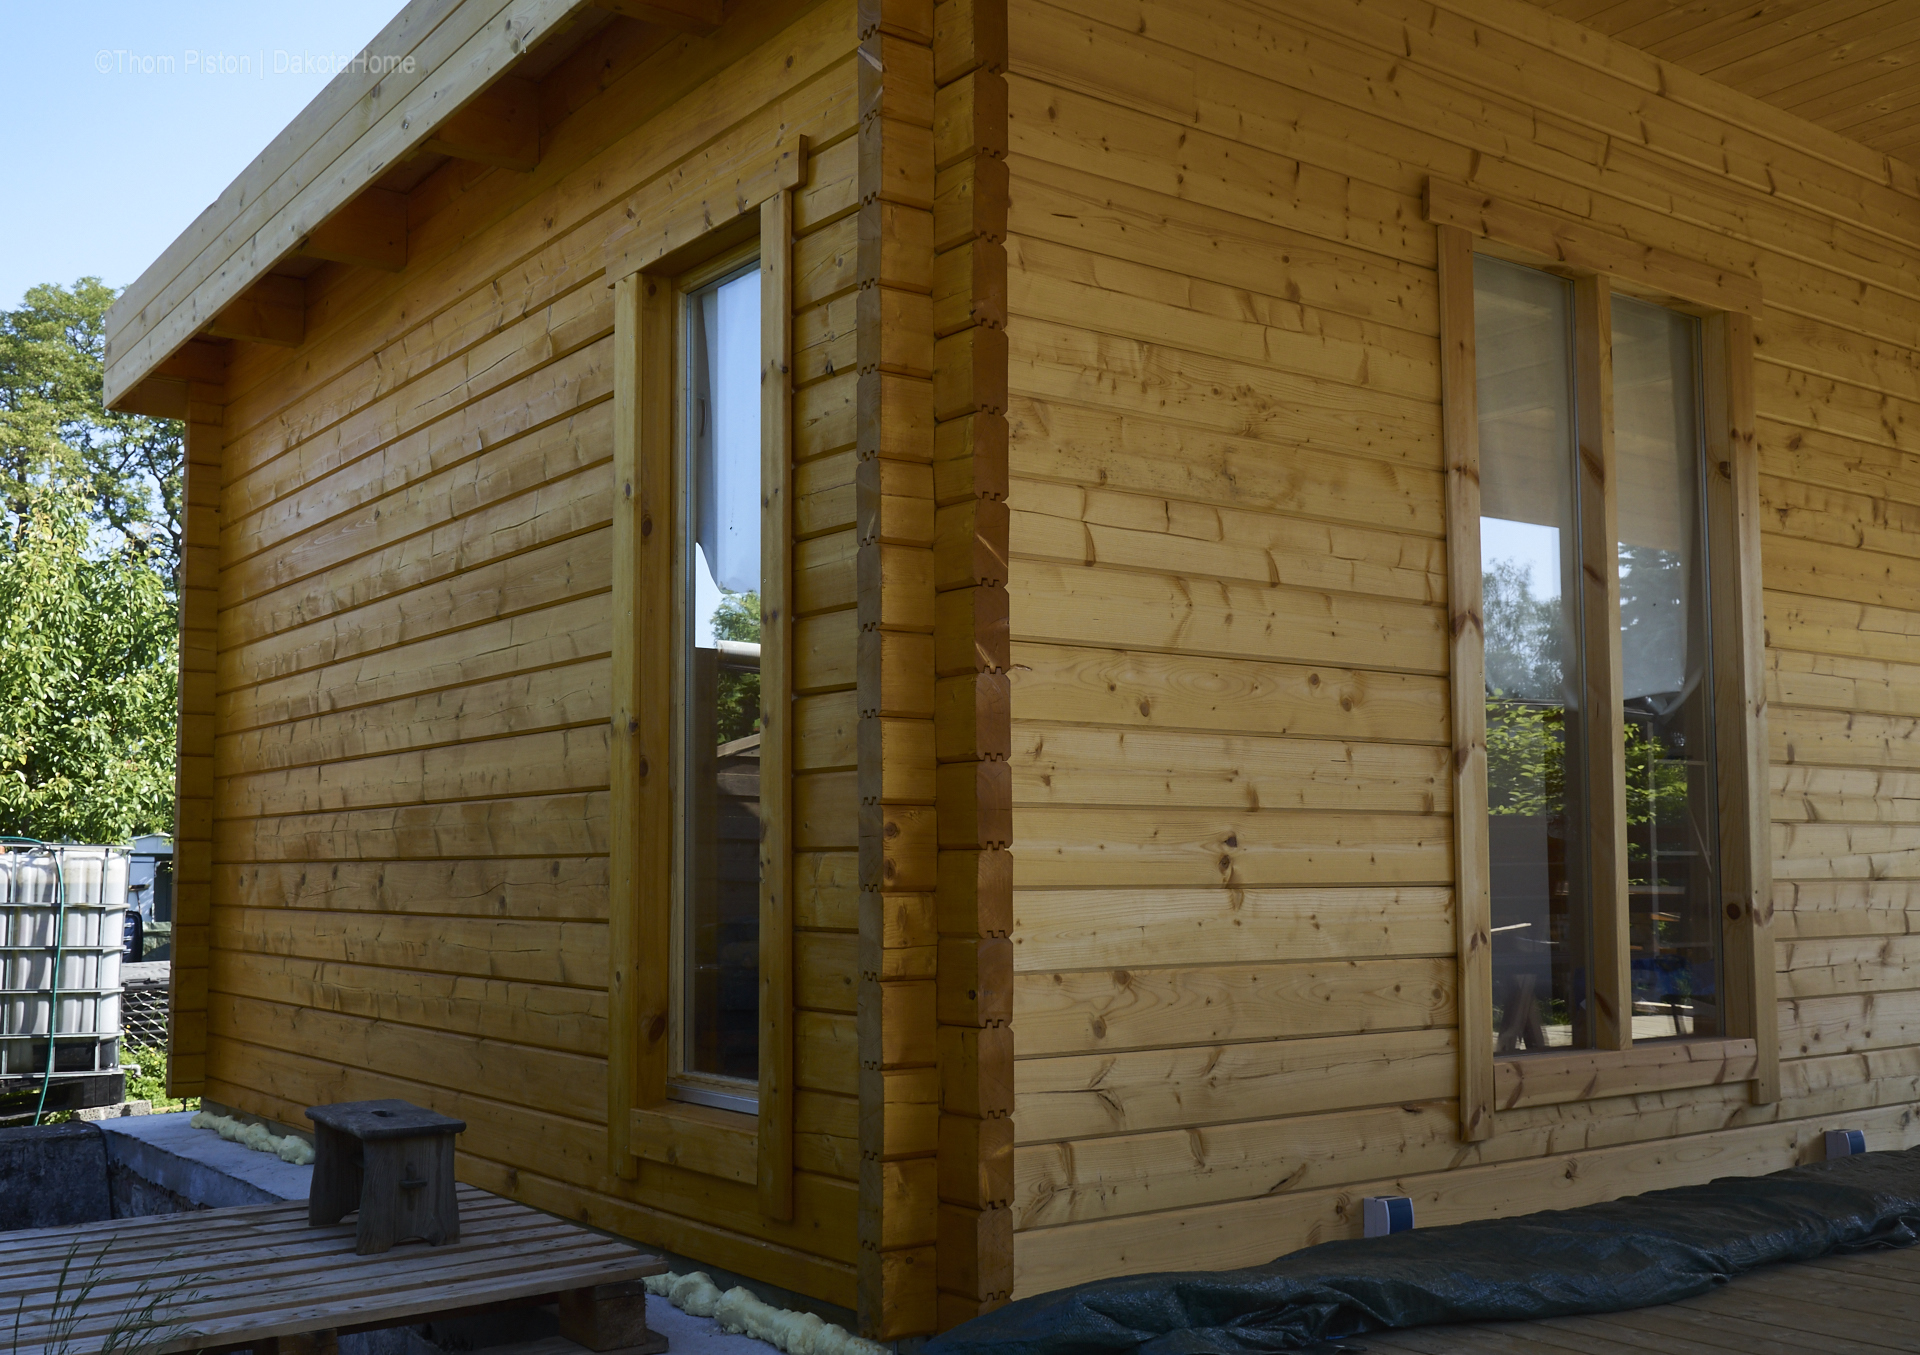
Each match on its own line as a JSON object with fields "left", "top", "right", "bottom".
{"left": 711, "top": 590, "right": 762, "bottom": 745}
{"left": 1486, "top": 548, "right": 1714, "bottom": 1044}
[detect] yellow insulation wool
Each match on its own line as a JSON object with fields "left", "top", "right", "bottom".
{"left": 190, "top": 1110, "right": 316, "bottom": 1165}
{"left": 642, "top": 1271, "right": 887, "bottom": 1355}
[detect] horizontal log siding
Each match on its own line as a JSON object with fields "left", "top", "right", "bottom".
{"left": 201, "top": 0, "right": 861, "bottom": 1310}
{"left": 1002, "top": 0, "right": 1920, "bottom": 1297}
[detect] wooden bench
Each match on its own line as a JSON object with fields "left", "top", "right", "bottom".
{"left": 4, "top": 1184, "right": 668, "bottom": 1355}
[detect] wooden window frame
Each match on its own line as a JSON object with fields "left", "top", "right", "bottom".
{"left": 1429, "top": 179, "right": 1777, "bottom": 1143}
{"left": 608, "top": 181, "right": 797, "bottom": 1219}
{"left": 663, "top": 237, "right": 769, "bottom": 1116}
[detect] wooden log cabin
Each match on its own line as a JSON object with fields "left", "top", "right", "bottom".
{"left": 103, "top": 0, "right": 1920, "bottom": 1340}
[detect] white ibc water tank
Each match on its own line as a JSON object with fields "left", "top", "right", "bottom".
{"left": 0, "top": 846, "right": 129, "bottom": 1082}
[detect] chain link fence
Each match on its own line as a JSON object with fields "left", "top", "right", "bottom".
{"left": 122, "top": 967, "right": 170, "bottom": 1049}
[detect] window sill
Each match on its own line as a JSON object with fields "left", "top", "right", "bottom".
{"left": 1493, "top": 1038, "right": 1759, "bottom": 1111}
{"left": 631, "top": 1102, "right": 758, "bottom": 1184}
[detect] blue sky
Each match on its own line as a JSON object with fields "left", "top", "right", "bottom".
{"left": 2, "top": 1, "right": 405, "bottom": 311}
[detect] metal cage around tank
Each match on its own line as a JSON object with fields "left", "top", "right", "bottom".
{"left": 0, "top": 845, "right": 129, "bottom": 1086}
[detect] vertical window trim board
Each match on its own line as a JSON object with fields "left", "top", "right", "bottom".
{"left": 608, "top": 162, "right": 804, "bottom": 1209}
{"left": 1572, "top": 276, "right": 1631, "bottom": 1055}
{"left": 1437, "top": 222, "right": 1494, "bottom": 1144}
{"left": 759, "top": 186, "right": 797, "bottom": 1221}
{"left": 1703, "top": 311, "right": 1779, "bottom": 1105}
{"left": 1427, "top": 179, "right": 1776, "bottom": 1138}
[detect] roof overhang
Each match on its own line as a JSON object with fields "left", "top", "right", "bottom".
{"left": 1518, "top": 0, "right": 1920, "bottom": 170}
{"left": 103, "top": 0, "right": 725, "bottom": 411}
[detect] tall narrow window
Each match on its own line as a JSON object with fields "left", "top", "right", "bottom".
{"left": 1475, "top": 256, "right": 1593, "bottom": 1052}
{"left": 679, "top": 258, "right": 762, "bottom": 1108}
{"left": 1613, "top": 295, "right": 1720, "bottom": 1040}
{"left": 1472, "top": 255, "right": 1722, "bottom": 1057}
{"left": 1429, "top": 180, "right": 1777, "bottom": 1129}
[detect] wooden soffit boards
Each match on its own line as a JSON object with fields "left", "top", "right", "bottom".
{"left": 101, "top": 0, "right": 604, "bottom": 410}
{"left": 1424, "top": 179, "right": 1765, "bottom": 316}
{"left": 1521, "top": 0, "right": 1920, "bottom": 166}
{"left": 596, "top": 0, "right": 722, "bottom": 30}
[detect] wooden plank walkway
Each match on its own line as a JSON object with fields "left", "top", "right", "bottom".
{"left": 2, "top": 1184, "right": 665, "bottom": 1355}
{"left": 1362, "top": 1241, "right": 1920, "bottom": 1353}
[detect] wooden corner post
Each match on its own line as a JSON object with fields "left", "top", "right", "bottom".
{"left": 1435, "top": 223, "right": 1493, "bottom": 1143}
{"left": 856, "top": 0, "right": 944, "bottom": 1338}
{"left": 929, "top": 0, "right": 1013, "bottom": 1328}
{"left": 170, "top": 400, "right": 224, "bottom": 1098}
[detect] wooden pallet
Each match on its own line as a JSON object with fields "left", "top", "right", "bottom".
{"left": 1361, "top": 1239, "right": 1920, "bottom": 1354}
{"left": 3, "top": 1184, "right": 667, "bottom": 1355}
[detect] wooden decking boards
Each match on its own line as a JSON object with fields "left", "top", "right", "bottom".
{"left": 1364, "top": 1242, "right": 1920, "bottom": 1354}
{"left": 2, "top": 1184, "right": 665, "bottom": 1355}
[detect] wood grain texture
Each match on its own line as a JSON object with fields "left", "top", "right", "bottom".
{"left": 1011, "top": 886, "right": 1454, "bottom": 971}
{"left": 606, "top": 270, "right": 646, "bottom": 1177}
{"left": 1015, "top": 1027, "right": 1458, "bottom": 1142}
{"left": 931, "top": 0, "right": 1014, "bottom": 1323}
{"left": 760, "top": 185, "right": 799, "bottom": 1222}
{"left": 1012, "top": 1101, "right": 1920, "bottom": 1296}
{"left": 1001, "top": 0, "right": 1908, "bottom": 1298}
{"left": 1436, "top": 221, "right": 1493, "bottom": 1142}
{"left": 1013, "top": 958, "right": 1455, "bottom": 1056}
{"left": 172, "top": 412, "right": 223, "bottom": 1098}
{"left": 160, "top": 0, "right": 1920, "bottom": 1318}
{"left": 1573, "top": 274, "right": 1630, "bottom": 1053}
{"left": 1492, "top": 1039, "right": 1760, "bottom": 1110}
{"left": 1426, "top": 179, "right": 1764, "bottom": 317}
{"left": 1010, "top": 722, "right": 1448, "bottom": 814}
{"left": 636, "top": 267, "right": 677, "bottom": 1114}
{"left": 191, "top": 0, "right": 867, "bottom": 1316}
{"left": 1513, "top": 0, "right": 1920, "bottom": 163}
{"left": 1708, "top": 311, "right": 1782, "bottom": 1104}
{"left": 858, "top": 2, "right": 946, "bottom": 1335}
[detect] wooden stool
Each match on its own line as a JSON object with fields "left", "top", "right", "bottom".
{"left": 307, "top": 1099, "right": 466, "bottom": 1255}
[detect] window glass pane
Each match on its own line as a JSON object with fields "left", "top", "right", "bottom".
{"left": 684, "top": 263, "right": 762, "bottom": 1088}
{"left": 1475, "top": 255, "right": 1594, "bottom": 1052}
{"left": 1612, "top": 293, "right": 1720, "bottom": 1040}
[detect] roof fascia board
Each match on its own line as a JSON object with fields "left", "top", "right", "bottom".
{"left": 105, "top": 0, "right": 598, "bottom": 409}
{"left": 105, "top": 0, "right": 468, "bottom": 351}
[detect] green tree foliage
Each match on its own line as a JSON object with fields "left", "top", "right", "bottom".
{"left": 1485, "top": 556, "right": 1690, "bottom": 855}
{"left": 1618, "top": 543, "right": 1686, "bottom": 690}
{"left": 119, "top": 1043, "right": 196, "bottom": 1113}
{"left": 712, "top": 590, "right": 762, "bottom": 746}
{"left": 1485, "top": 557, "right": 1569, "bottom": 821}
{"left": 1483, "top": 558, "right": 1563, "bottom": 702}
{"left": 0, "top": 281, "right": 180, "bottom": 842}
{"left": 1487, "top": 697, "right": 1684, "bottom": 839}
{"left": 1486, "top": 700, "right": 1565, "bottom": 818}
{"left": 2, "top": 280, "right": 183, "bottom": 576}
